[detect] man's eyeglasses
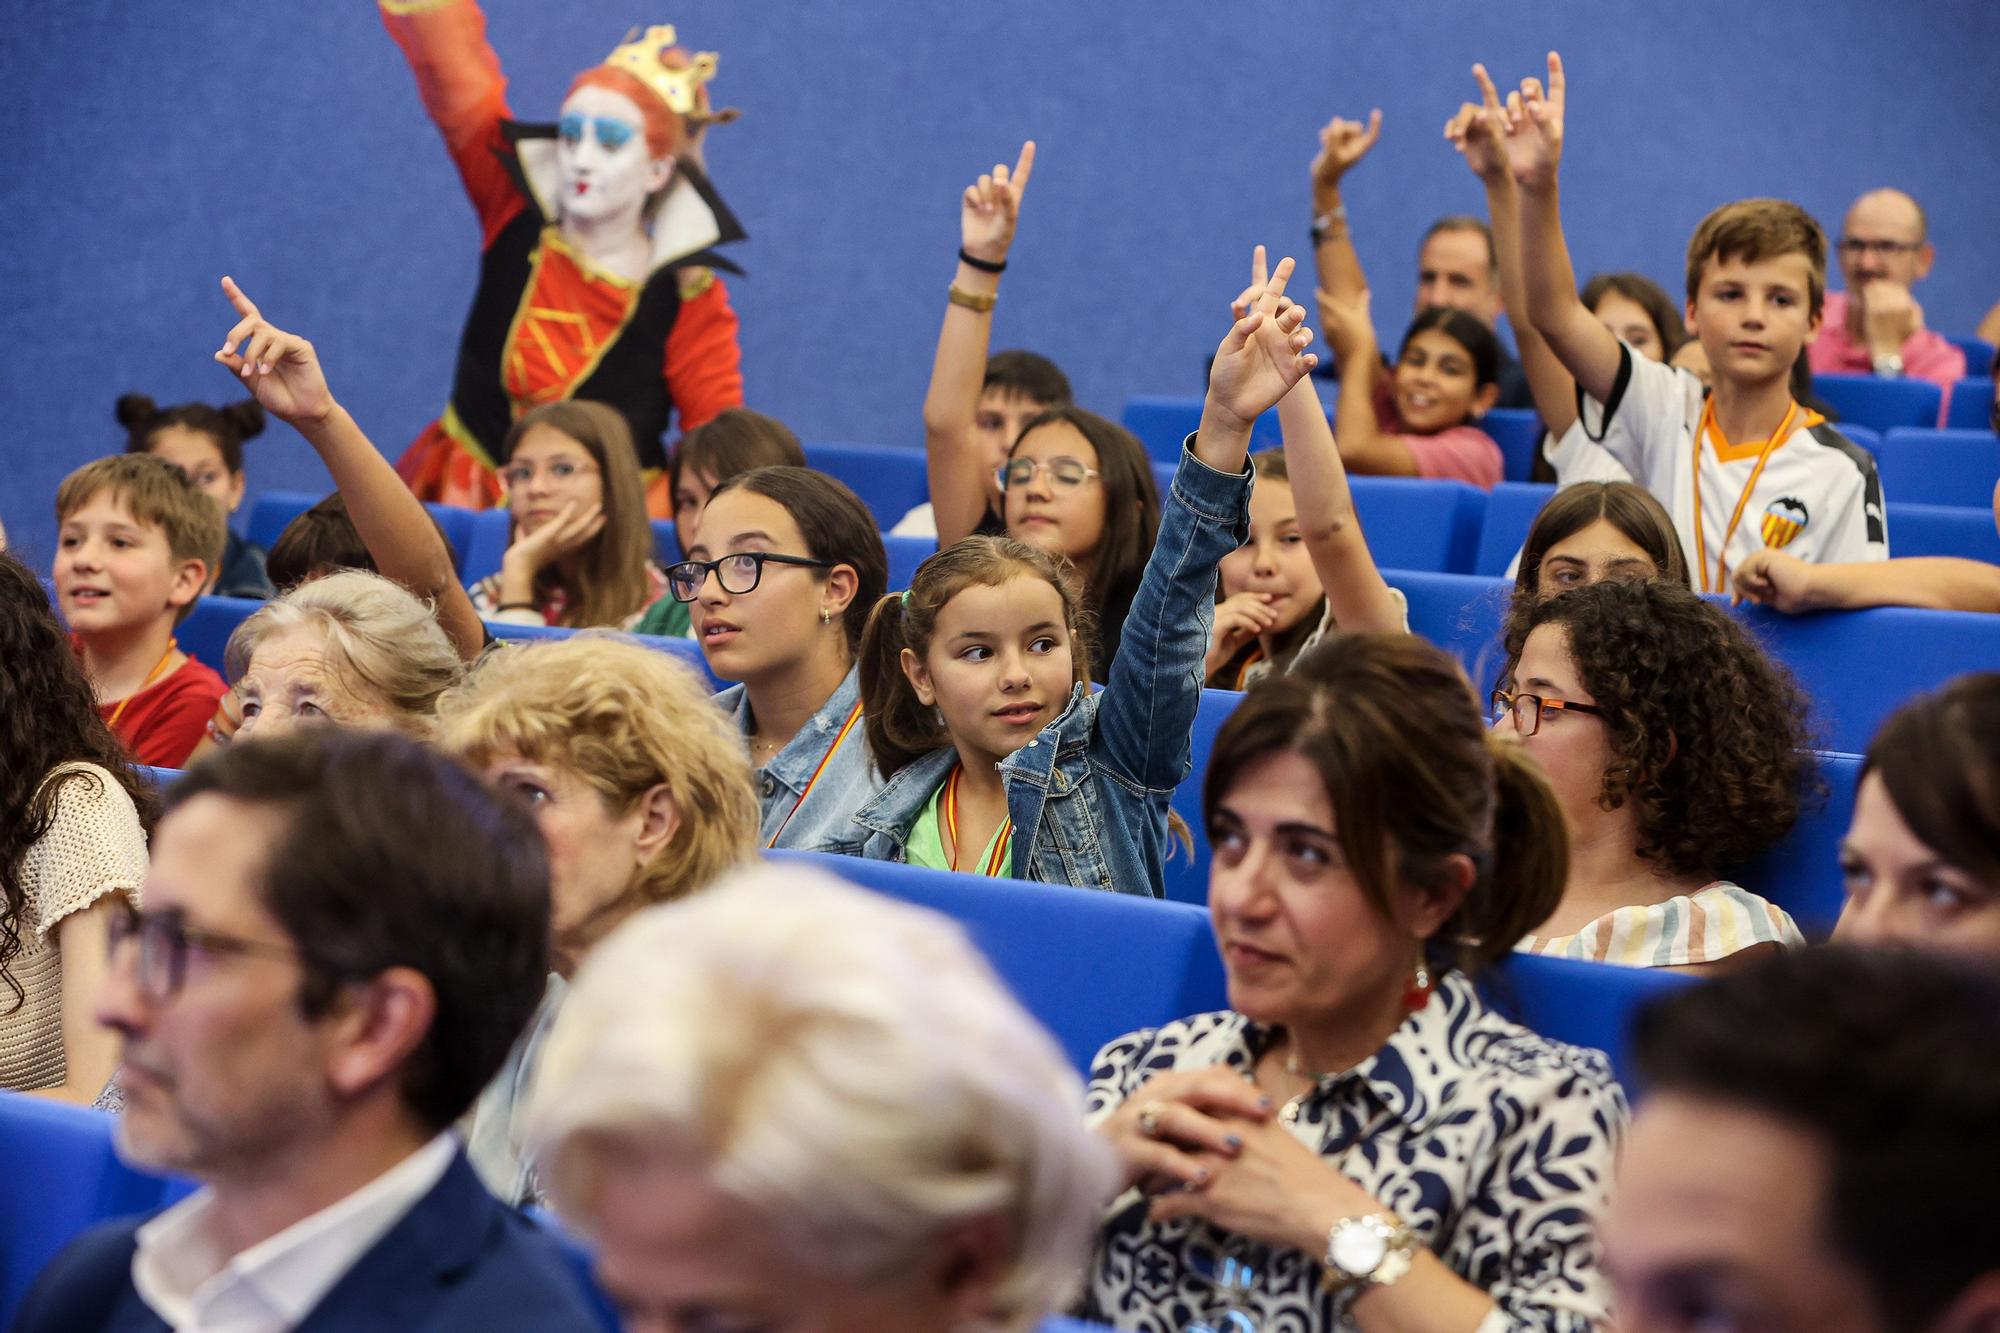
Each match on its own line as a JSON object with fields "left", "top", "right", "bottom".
{"left": 1836, "top": 238, "right": 1923, "bottom": 259}
{"left": 1491, "top": 689, "right": 1606, "bottom": 737}
{"left": 106, "top": 904, "right": 311, "bottom": 1001}
{"left": 666, "top": 552, "right": 832, "bottom": 603}
{"left": 500, "top": 458, "right": 597, "bottom": 489}
{"left": 996, "top": 456, "right": 1100, "bottom": 493}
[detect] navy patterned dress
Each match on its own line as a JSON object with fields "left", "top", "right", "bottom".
{"left": 1081, "top": 972, "right": 1626, "bottom": 1331}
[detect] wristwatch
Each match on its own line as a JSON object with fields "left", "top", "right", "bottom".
{"left": 1320, "top": 1212, "right": 1417, "bottom": 1292}
{"left": 1872, "top": 352, "right": 1905, "bottom": 377}
{"left": 1310, "top": 203, "right": 1347, "bottom": 245}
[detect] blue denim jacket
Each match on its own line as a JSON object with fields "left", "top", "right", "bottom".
{"left": 817, "top": 441, "right": 1252, "bottom": 896}
{"left": 716, "top": 664, "right": 884, "bottom": 850}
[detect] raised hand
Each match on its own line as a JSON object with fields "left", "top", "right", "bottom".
{"left": 1314, "top": 286, "right": 1377, "bottom": 368}
{"left": 1444, "top": 64, "right": 1510, "bottom": 185}
{"left": 1501, "top": 51, "right": 1566, "bottom": 191}
{"left": 1209, "top": 248, "right": 1317, "bottom": 430}
{"left": 1860, "top": 280, "right": 1922, "bottom": 357}
{"left": 1310, "top": 110, "right": 1382, "bottom": 200}
{"left": 960, "top": 141, "right": 1036, "bottom": 266}
{"left": 213, "top": 276, "right": 336, "bottom": 427}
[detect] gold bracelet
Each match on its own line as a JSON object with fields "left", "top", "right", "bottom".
{"left": 947, "top": 284, "right": 998, "bottom": 314}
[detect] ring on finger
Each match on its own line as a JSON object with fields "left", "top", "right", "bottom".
{"left": 1137, "top": 1101, "right": 1166, "bottom": 1139}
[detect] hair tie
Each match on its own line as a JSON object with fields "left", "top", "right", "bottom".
{"left": 901, "top": 589, "right": 912, "bottom": 607}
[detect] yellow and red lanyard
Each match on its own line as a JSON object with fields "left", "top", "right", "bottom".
{"left": 105, "top": 639, "right": 179, "bottom": 731}
{"left": 943, "top": 764, "right": 1014, "bottom": 877}
{"left": 1689, "top": 397, "right": 1803, "bottom": 594}
{"left": 762, "top": 700, "right": 865, "bottom": 849}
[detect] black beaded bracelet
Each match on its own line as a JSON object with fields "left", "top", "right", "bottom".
{"left": 957, "top": 248, "right": 1007, "bottom": 274}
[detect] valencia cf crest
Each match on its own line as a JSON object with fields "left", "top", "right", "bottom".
{"left": 1760, "top": 496, "right": 1810, "bottom": 549}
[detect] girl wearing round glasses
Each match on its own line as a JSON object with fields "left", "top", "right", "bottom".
{"left": 468, "top": 401, "right": 673, "bottom": 630}
{"left": 1500, "top": 578, "right": 1813, "bottom": 969}
{"left": 667, "top": 466, "right": 890, "bottom": 849}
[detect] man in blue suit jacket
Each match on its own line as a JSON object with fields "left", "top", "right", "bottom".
{"left": 12, "top": 730, "right": 607, "bottom": 1331}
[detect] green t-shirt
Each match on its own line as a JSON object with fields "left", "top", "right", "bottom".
{"left": 631, "top": 595, "right": 693, "bottom": 638}
{"left": 905, "top": 775, "right": 1012, "bottom": 876}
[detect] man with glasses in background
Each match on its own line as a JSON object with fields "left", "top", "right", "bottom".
{"left": 13, "top": 730, "right": 605, "bottom": 1332}
{"left": 1808, "top": 188, "right": 1967, "bottom": 394}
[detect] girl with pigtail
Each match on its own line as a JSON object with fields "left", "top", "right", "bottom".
{"left": 821, "top": 251, "right": 1319, "bottom": 897}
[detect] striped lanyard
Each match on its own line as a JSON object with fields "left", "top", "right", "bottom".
{"left": 943, "top": 764, "right": 1014, "bottom": 877}
{"left": 763, "top": 700, "right": 865, "bottom": 849}
{"left": 105, "top": 639, "right": 179, "bottom": 731}
{"left": 1689, "top": 396, "right": 1801, "bottom": 594}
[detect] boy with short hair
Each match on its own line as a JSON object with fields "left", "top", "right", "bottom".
{"left": 1503, "top": 52, "right": 1887, "bottom": 594}
{"left": 54, "top": 454, "right": 228, "bottom": 766}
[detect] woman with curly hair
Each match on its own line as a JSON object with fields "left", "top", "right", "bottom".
{"left": 0, "top": 550, "right": 152, "bottom": 1099}
{"left": 1496, "top": 578, "right": 1812, "bottom": 969}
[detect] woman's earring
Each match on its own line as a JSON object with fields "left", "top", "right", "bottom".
{"left": 1402, "top": 961, "right": 1433, "bottom": 1012}
{"left": 820, "top": 607, "right": 832, "bottom": 625}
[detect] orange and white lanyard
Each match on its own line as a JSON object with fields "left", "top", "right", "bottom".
{"left": 943, "top": 764, "right": 1014, "bottom": 877}
{"left": 762, "top": 699, "right": 865, "bottom": 849}
{"left": 105, "top": 639, "right": 179, "bottom": 731}
{"left": 1689, "top": 397, "right": 1801, "bottom": 594}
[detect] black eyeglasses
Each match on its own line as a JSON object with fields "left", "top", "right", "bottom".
{"left": 1491, "top": 689, "right": 1606, "bottom": 737}
{"left": 1836, "top": 238, "right": 1922, "bottom": 259}
{"left": 106, "top": 903, "right": 311, "bottom": 1001}
{"left": 996, "top": 456, "right": 1100, "bottom": 493}
{"left": 666, "top": 552, "right": 832, "bottom": 603}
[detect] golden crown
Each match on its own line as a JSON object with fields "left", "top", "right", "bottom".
{"left": 603, "top": 24, "right": 721, "bottom": 120}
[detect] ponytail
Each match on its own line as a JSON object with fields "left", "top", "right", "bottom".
{"left": 1451, "top": 733, "right": 1568, "bottom": 972}
{"left": 859, "top": 592, "right": 950, "bottom": 779}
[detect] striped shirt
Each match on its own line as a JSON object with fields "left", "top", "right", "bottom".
{"left": 1516, "top": 881, "right": 1805, "bottom": 969}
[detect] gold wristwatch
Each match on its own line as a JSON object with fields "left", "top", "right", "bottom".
{"left": 1320, "top": 1212, "right": 1417, "bottom": 1292}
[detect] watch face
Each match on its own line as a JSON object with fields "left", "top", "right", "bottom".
{"left": 1330, "top": 1225, "right": 1388, "bottom": 1276}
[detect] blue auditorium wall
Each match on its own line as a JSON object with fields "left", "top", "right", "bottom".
{"left": 4, "top": 1, "right": 1997, "bottom": 561}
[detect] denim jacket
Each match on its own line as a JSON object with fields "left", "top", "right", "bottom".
{"left": 716, "top": 664, "right": 884, "bottom": 850}
{"left": 817, "top": 441, "right": 1252, "bottom": 896}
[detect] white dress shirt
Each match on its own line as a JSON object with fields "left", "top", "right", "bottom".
{"left": 131, "top": 1131, "right": 458, "bottom": 1332}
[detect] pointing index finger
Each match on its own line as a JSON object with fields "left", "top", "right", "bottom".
{"left": 1546, "top": 51, "right": 1565, "bottom": 100}
{"left": 1473, "top": 63, "right": 1503, "bottom": 113}
{"left": 1010, "top": 140, "right": 1035, "bottom": 197}
{"left": 220, "top": 275, "right": 260, "bottom": 322}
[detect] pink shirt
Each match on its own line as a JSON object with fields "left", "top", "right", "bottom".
{"left": 1405, "top": 425, "right": 1503, "bottom": 489}
{"left": 1809, "top": 290, "right": 1967, "bottom": 404}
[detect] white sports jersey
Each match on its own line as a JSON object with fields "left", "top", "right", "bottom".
{"left": 1581, "top": 347, "right": 1887, "bottom": 594}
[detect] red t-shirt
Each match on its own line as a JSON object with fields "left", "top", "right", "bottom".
{"left": 99, "top": 655, "right": 227, "bottom": 770}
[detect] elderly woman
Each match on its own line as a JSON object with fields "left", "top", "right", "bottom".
{"left": 525, "top": 864, "right": 1117, "bottom": 1331}
{"left": 436, "top": 633, "right": 759, "bottom": 1202}
{"left": 1084, "top": 632, "right": 1625, "bottom": 1332}
{"left": 1834, "top": 672, "right": 2000, "bottom": 960}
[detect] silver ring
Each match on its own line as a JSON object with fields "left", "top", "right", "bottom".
{"left": 1137, "top": 1101, "right": 1165, "bottom": 1138}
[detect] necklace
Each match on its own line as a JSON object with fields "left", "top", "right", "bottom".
{"left": 104, "top": 639, "right": 179, "bottom": 731}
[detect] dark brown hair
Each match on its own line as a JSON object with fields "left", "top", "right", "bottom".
{"left": 1503, "top": 481, "right": 1689, "bottom": 655}
{"left": 265, "top": 493, "right": 375, "bottom": 590}
{"left": 1860, "top": 672, "right": 2000, "bottom": 890}
{"left": 118, "top": 393, "right": 266, "bottom": 476}
{"left": 0, "top": 551, "right": 157, "bottom": 1013}
{"left": 1204, "top": 631, "right": 1568, "bottom": 975}
{"left": 1506, "top": 578, "right": 1814, "bottom": 878}
{"left": 1209, "top": 450, "right": 1324, "bottom": 687}
{"left": 501, "top": 401, "right": 653, "bottom": 629}
{"left": 1580, "top": 272, "right": 1687, "bottom": 360}
{"left": 1008, "top": 407, "right": 1159, "bottom": 682}
{"left": 859, "top": 537, "right": 1092, "bottom": 779}
{"left": 1685, "top": 198, "right": 1828, "bottom": 319}
{"left": 668, "top": 408, "right": 805, "bottom": 510}
{"left": 707, "top": 465, "right": 888, "bottom": 656}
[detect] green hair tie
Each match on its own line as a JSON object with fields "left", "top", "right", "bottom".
{"left": 901, "top": 589, "right": 912, "bottom": 607}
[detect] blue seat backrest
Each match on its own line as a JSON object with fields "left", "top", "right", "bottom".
{"left": 179, "top": 594, "right": 266, "bottom": 676}
{"left": 883, "top": 534, "right": 936, "bottom": 591}
{"left": 1349, "top": 478, "right": 1484, "bottom": 574}
{"left": 1730, "top": 601, "right": 2000, "bottom": 754}
{"left": 245, "top": 490, "right": 323, "bottom": 550}
{"left": 1888, "top": 502, "right": 2000, "bottom": 564}
{"left": 1837, "top": 422, "right": 1880, "bottom": 456}
{"left": 461, "top": 509, "right": 515, "bottom": 583}
{"left": 1474, "top": 482, "right": 1556, "bottom": 576}
{"left": 1876, "top": 428, "right": 2000, "bottom": 509}
{"left": 1729, "top": 751, "right": 1861, "bottom": 942}
{"left": 1946, "top": 337, "right": 1996, "bottom": 379}
{"left": 1121, "top": 396, "right": 1282, "bottom": 464}
{"left": 482, "top": 620, "right": 720, "bottom": 690}
{"left": 1480, "top": 953, "right": 1691, "bottom": 1096}
{"left": 1164, "top": 688, "right": 1244, "bottom": 905}
{"left": 650, "top": 518, "right": 680, "bottom": 565}
{"left": 1481, "top": 408, "right": 1544, "bottom": 482}
{"left": 0, "top": 1094, "right": 184, "bottom": 1328}
{"left": 1385, "top": 570, "right": 1512, "bottom": 686}
{"left": 802, "top": 442, "right": 930, "bottom": 531}
{"left": 1813, "top": 373, "right": 1942, "bottom": 432}
{"left": 1945, "top": 376, "right": 1996, "bottom": 430}
{"left": 770, "top": 851, "right": 1229, "bottom": 1072}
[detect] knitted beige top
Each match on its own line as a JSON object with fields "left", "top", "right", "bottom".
{"left": 2, "top": 763, "right": 147, "bottom": 1091}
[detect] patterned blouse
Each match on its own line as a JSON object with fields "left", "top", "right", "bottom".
{"left": 1516, "top": 881, "right": 1806, "bottom": 968}
{"left": 1080, "top": 972, "right": 1626, "bottom": 1332}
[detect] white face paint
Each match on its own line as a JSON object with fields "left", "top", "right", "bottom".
{"left": 555, "top": 84, "right": 672, "bottom": 226}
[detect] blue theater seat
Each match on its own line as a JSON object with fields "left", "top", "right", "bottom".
{"left": 1481, "top": 953, "right": 1689, "bottom": 1094}
{"left": 1473, "top": 482, "right": 1556, "bottom": 576}
{"left": 1480, "top": 407, "right": 1544, "bottom": 483}
{"left": 1121, "top": 396, "right": 1282, "bottom": 463}
{"left": 1349, "top": 478, "right": 1484, "bottom": 574}
{"left": 1165, "top": 688, "right": 1244, "bottom": 905}
{"left": 1812, "top": 373, "right": 1942, "bottom": 432}
{"left": 178, "top": 594, "right": 266, "bottom": 675}
{"left": 649, "top": 517, "right": 679, "bottom": 565}
{"left": 0, "top": 1094, "right": 183, "bottom": 1327}
{"left": 1384, "top": 569, "right": 1512, "bottom": 685}
{"left": 884, "top": 534, "right": 936, "bottom": 590}
{"left": 482, "top": 620, "right": 719, "bottom": 690}
{"left": 1729, "top": 751, "right": 1861, "bottom": 942}
{"left": 802, "top": 441, "right": 930, "bottom": 531}
{"left": 1837, "top": 422, "right": 1881, "bottom": 456}
{"left": 1945, "top": 375, "right": 1997, "bottom": 430}
{"left": 770, "top": 851, "right": 1229, "bottom": 1072}
{"left": 245, "top": 489, "right": 322, "bottom": 549}
{"left": 1876, "top": 428, "right": 2000, "bottom": 509}
{"left": 1946, "top": 336, "right": 1996, "bottom": 379}
{"left": 461, "top": 508, "right": 514, "bottom": 583}
{"left": 1888, "top": 502, "right": 2000, "bottom": 564}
